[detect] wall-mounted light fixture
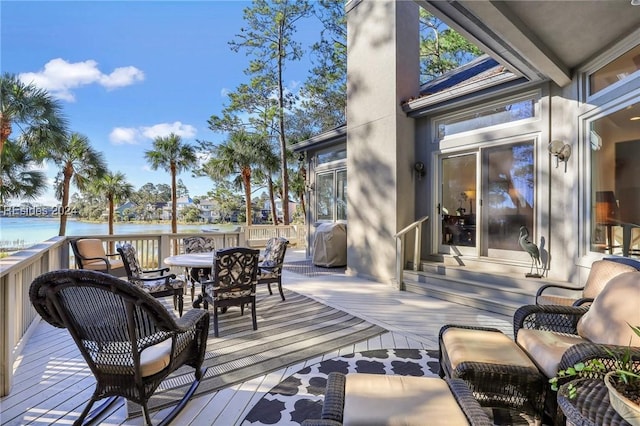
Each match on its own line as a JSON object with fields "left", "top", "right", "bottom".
{"left": 414, "top": 161, "right": 425, "bottom": 180}
{"left": 548, "top": 140, "right": 572, "bottom": 172}
{"left": 305, "top": 182, "right": 315, "bottom": 192}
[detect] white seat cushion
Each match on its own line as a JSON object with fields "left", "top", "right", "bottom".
{"left": 342, "top": 373, "right": 470, "bottom": 426}
{"left": 516, "top": 329, "right": 586, "bottom": 378}
{"left": 140, "top": 338, "right": 173, "bottom": 377}
{"left": 442, "top": 328, "right": 538, "bottom": 370}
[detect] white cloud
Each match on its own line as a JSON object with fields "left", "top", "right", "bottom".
{"left": 99, "top": 66, "right": 145, "bottom": 89}
{"left": 220, "top": 87, "right": 230, "bottom": 97}
{"left": 109, "top": 127, "right": 140, "bottom": 145}
{"left": 18, "top": 58, "right": 144, "bottom": 101}
{"left": 109, "top": 121, "right": 197, "bottom": 145}
{"left": 141, "top": 122, "right": 197, "bottom": 139}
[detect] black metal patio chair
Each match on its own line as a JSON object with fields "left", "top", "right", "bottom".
{"left": 257, "top": 237, "right": 289, "bottom": 301}
{"left": 194, "top": 247, "right": 260, "bottom": 337}
{"left": 117, "top": 243, "right": 187, "bottom": 316}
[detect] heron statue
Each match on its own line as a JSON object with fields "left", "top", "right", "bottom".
{"left": 518, "top": 226, "right": 541, "bottom": 278}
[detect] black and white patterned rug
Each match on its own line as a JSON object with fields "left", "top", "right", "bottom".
{"left": 241, "top": 348, "right": 440, "bottom": 425}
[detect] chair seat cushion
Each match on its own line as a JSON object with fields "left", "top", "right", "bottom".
{"left": 94, "top": 338, "right": 173, "bottom": 377}
{"left": 516, "top": 329, "right": 586, "bottom": 378}
{"left": 205, "top": 285, "right": 254, "bottom": 300}
{"left": 442, "top": 328, "right": 538, "bottom": 370}
{"left": 258, "top": 270, "right": 278, "bottom": 279}
{"left": 342, "top": 373, "right": 470, "bottom": 426}
{"left": 137, "top": 276, "right": 186, "bottom": 292}
{"left": 536, "top": 294, "right": 578, "bottom": 306}
{"left": 140, "top": 338, "right": 173, "bottom": 377}
{"left": 83, "top": 258, "right": 125, "bottom": 271}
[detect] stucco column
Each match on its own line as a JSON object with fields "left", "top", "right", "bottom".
{"left": 345, "top": 0, "right": 420, "bottom": 283}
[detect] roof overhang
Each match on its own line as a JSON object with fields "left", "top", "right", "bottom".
{"left": 415, "top": 1, "right": 640, "bottom": 88}
{"left": 292, "top": 125, "right": 347, "bottom": 153}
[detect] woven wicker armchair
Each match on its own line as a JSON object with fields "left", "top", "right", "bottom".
{"left": 258, "top": 237, "right": 289, "bottom": 301}
{"left": 117, "top": 243, "right": 187, "bottom": 316}
{"left": 194, "top": 247, "right": 260, "bottom": 337}
{"left": 515, "top": 271, "right": 640, "bottom": 422}
{"left": 301, "top": 372, "right": 492, "bottom": 426}
{"left": 29, "top": 269, "right": 210, "bottom": 426}
{"left": 535, "top": 258, "right": 637, "bottom": 306}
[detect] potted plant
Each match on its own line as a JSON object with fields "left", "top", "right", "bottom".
{"left": 550, "top": 324, "right": 640, "bottom": 425}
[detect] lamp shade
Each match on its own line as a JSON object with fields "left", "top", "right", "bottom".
{"left": 595, "top": 191, "right": 618, "bottom": 222}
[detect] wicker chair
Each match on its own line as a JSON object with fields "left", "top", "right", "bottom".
{"left": 117, "top": 243, "right": 187, "bottom": 316}
{"left": 183, "top": 236, "right": 216, "bottom": 299}
{"left": 301, "top": 372, "right": 492, "bottom": 426}
{"left": 257, "top": 237, "right": 289, "bottom": 301}
{"left": 535, "top": 258, "right": 637, "bottom": 306}
{"left": 194, "top": 247, "right": 259, "bottom": 337}
{"left": 515, "top": 270, "right": 640, "bottom": 422}
{"left": 29, "top": 269, "right": 209, "bottom": 426}
{"left": 70, "top": 238, "right": 126, "bottom": 277}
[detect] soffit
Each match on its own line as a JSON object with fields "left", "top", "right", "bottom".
{"left": 417, "top": 0, "right": 640, "bottom": 87}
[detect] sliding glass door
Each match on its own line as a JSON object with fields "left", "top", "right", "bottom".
{"left": 438, "top": 140, "right": 535, "bottom": 260}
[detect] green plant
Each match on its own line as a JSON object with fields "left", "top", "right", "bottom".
{"left": 550, "top": 324, "right": 640, "bottom": 399}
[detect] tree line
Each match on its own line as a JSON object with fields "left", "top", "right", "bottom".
{"left": 1, "top": 0, "right": 480, "bottom": 237}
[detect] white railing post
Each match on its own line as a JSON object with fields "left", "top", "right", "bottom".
{"left": 394, "top": 216, "right": 429, "bottom": 291}
{"left": 413, "top": 223, "right": 422, "bottom": 272}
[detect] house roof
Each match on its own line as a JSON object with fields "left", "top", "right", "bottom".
{"left": 402, "top": 54, "right": 525, "bottom": 115}
{"left": 292, "top": 124, "right": 347, "bottom": 153}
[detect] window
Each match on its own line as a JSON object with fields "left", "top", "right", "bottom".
{"left": 435, "top": 95, "right": 536, "bottom": 140}
{"left": 316, "top": 169, "right": 347, "bottom": 222}
{"left": 317, "top": 148, "right": 347, "bottom": 165}
{"left": 589, "top": 102, "right": 640, "bottom": 257}
{"left": 589, "top": 45, "right": 640, "bottom": 96}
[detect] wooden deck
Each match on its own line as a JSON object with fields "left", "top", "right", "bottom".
{"left": 1, "top": 249, "right": 513, "bottom": 426}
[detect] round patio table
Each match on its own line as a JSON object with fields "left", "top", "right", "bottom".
{"left": 558, "top": 378, "right": 631, "bottom": 426}
{"left": 164, "top": 252, "right": 215, "bottom": 302}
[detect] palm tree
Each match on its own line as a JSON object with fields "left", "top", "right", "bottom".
{"left": 92, "top": 171, "right": 134, "bottom": 240}
{"left": 201, "top": 130, "right": 263, "bottom": 226}
{"left": 144, "top": 133, "right": 197, "bottom": 234}
{"left": 50, "top": 132, "right": 107, "bottom": 236}
{"left": 0, "top": 139, "right": 47, "bottom": 204}
{"left": 0, "top": 73, "right": 67, "bottom": 163}
{"left": 252, "top": 137, "right": 280, "bottom": 225}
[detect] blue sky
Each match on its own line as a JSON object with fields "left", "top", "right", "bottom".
{"left": 2, "top": 0, "right": 323, "bottom": 205}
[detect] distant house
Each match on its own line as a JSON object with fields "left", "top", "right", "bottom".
{"left": 197, "top": 199, "right": 218, "bottom": 223}
{"left": 115, "top": 201, "right": 137, "bottom": 221}
{"left": 161, "top": 197, "right": 193, "bottom": 220}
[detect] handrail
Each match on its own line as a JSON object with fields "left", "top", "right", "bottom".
{"left": 394, "top": 215, "right": 430, "bottom": 238}
{"left": 394, "top": 216, "right": 429, "bottom": 290}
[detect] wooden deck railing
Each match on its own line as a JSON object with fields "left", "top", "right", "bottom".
{"left": 244, "top": 225, "right": 306, "bottom": 248}
{"left": 0, "top": 229, "right": 247, "bottom": 397}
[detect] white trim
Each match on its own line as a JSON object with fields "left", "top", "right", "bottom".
{"left": 432, "top": 90, "right": 541, "bottom": 144}
{"left": 577, "top": 87, "right": 640, "bottom": 260}
{"left": 580, "top": 28, "right": 640, "bottom": 103}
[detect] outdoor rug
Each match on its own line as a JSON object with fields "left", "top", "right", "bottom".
{"left": 283, "top": 259, "right": 346, "bottom": 277}
{"left": 128, "top": 286, "right": 387, "bottom": 416}
{"left": 241, "top": 348, "right": 441, "bottom": 425}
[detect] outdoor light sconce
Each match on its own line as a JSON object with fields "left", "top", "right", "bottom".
{"left": 305, "top": 182, "right": 315, "bottom": 192}
{"left": 414, "top": 161, "right": 426, "bottom": 180}
{"left": 548, "top": 140, "right": 572, "bottom": 172}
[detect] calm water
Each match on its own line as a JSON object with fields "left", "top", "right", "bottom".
{"left": 0, "top": 217, "right": 213, "bottom": 249}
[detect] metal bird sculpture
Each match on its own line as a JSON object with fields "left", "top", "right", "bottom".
{"left": 518, "top": 226, "right": 541, "bottom": 278}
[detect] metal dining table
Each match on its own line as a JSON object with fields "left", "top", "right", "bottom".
{"left": 164, "top": 252, "right": 215, "bottom": 302}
